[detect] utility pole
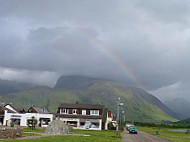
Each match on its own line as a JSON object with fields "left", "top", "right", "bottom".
{"left": 116, "top": 97, "right": 120, "bottom": 132}
{"left": 115, "top": 97, "right": 123, "bottom": 137}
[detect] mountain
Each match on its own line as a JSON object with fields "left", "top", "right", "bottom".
{"left": 54, "top": 75, "right": 105, "bottom": 89}
{"left": 174, "top": 118, "right": 190, "bottom": 125}
{"left": 0, "top": 86, "right": 52, "bottom": 110}
{"left": 133, "top": 88, "right": 182, "bottom": 120}
{"left": 0, "top": 79, "right": 34, "bottom": 95}
{"left": 164, "top": 98, "right": 190, "bottom": 119}
{"left": 0, "top": 75, "right": 178, "bottom": 122}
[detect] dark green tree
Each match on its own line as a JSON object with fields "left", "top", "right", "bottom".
{"left": 27, "top": 116, "right": 37, "bottom": 130}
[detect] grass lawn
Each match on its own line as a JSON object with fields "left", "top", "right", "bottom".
{"left": 1, "top": 129, "right": 122, "bottom": 142}
{"left": 23, "top": 128, "right": 46, "bottom": 133}
{"left": 21, "top": 128, "right": 45, "bottom": 137}
{"left": 139, "top": 126, "right": 190, "bottom": 142}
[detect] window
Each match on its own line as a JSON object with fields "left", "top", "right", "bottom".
{"left": 90, "top": 110, "right": 99, "bottom": 115}
{"left": 73, "top": 109, "right": 77, "bottom": 114}
{"left": 82, "top": 110, "right": 86, "bottom": 115}
{"left": 60, "top": 109, "right": 68, "bottom": 114}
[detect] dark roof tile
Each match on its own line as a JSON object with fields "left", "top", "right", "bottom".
{"left": 0, "top": 105, "right": 15, "bottom": 114}
{"left": 59, "top": 103, "right": 105, "bottom": 109}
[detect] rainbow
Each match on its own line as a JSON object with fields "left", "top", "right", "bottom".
{"left": 76, "top": 28, "right": 144, "bottom": 89}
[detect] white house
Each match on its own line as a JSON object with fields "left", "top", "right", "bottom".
{"left": 56, "top": 103, "right": 114, "bottom": 130}
{"left": 1, "top": 104, "right": 53, "bottom": 127}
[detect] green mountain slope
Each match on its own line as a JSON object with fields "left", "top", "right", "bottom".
{"left": 164, "top": 98, "right": 190, "bottom": 119}
{"left": 175, "top": 118, "right": 190, "bottom": 125}
{"left": 0, "top": 79, "right": 34, "bottom": 95}
{"left": 0, "top": 86, "right": 52, "bottom": 110}
{"left": 132, "top": 88, "right": 182, "bottom": 120}
{"left": 1, "top": 76, "right": 177, "bottom": 122}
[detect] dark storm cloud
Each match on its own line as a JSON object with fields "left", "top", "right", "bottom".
{"left": 0, "top": 0, "right": 190, "bottom": 96}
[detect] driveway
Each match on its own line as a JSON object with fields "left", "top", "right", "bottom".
{"left": 122, "top": 128, "right": 171, "bottom": 142}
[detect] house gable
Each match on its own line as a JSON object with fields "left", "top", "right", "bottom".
{"left": 4, "top": 104, "right": 18, "bottom": 113}
{"left": 28, "top": 106, "right": 49, "bottom": 114}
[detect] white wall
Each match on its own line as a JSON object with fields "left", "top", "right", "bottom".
{"left": 60, "top": 118, "right": 102, "bottom": 130}
{"left": 3, "top": 111, "right": 53, "bottom": 127}
{"left": 105, "top": 112, "right": 113, "bottom": 130}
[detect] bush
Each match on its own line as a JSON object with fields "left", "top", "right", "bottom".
{"left": 108, "top": 122, "right": 116, "bottom": 130}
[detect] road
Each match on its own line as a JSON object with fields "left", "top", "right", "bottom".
{"left": 122, "top": 129, "right": 171, "bottom": 142}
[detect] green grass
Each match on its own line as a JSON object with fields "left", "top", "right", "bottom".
{"left": 22, "top": 128, "right": 45, "bottom": 137}
{"left": 23, "top": 128, "right": 46, "bottom": 133}
{"left": 139, "top": 126, "right": 190, "bottom": 142}
{"left": 22, "top": 133, "right": 40, "bottom": 137}
{"left": 1, "top": 129, "right": 122, "bottom": 142}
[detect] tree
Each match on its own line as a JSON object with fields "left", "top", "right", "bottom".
{"left": 27, "top": 116, "right": 37, "bottom": 130}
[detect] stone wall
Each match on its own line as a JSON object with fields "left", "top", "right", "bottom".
{"left": 0, "top": 126, "right": 23, "bottom": 139}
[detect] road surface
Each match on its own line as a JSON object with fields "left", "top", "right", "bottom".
{"left": 122, "top": 128, "right": 171, "bottom": 142}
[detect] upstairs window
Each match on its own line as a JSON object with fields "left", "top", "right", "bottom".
{"left": 60, "top": 109, "right": 68, "bottom": 114}
{"left": 82, "top": 110, "right": 86, "bottom": 115}
{"left": 72, "top": 109, "right": 77, "bottom": 114}
{"left": 90, "top": 110, "right": 99, "bottom": 116}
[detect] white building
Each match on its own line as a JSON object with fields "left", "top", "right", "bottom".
{"left": 1, "top": 104, "right": 53, "bottom": 127}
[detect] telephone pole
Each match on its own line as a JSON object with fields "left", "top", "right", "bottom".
{"left": 115, "top": 97, "right": 123, "bottom": 137}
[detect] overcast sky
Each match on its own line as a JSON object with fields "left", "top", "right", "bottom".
{"left": 0, "top": 0, "right": 190, "bottom": 101}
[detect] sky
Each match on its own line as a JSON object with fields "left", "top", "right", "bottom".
{"left": 0, "top": 0, "right": 190, "bottom": 102}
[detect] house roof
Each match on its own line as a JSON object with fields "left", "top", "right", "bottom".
{"left": 0, "top": 105, "right": 15, "bottom": 114}
{"left": 59, "top": 103, "right": 105, "bottom": 109}
{"left": 5, "top": 104, "right": 27, "bottom": 113}
{"left": 31, "top": 106, "right": 50, "bottom": 114}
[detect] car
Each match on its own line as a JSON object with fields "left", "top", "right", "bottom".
{"left": 125, "top": 123, "right": 134, "bottom": 131}
{"left": 129, "top": 126, "right": 138, "bottom": 134}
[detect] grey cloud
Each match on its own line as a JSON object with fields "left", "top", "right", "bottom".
{"left": 0, "top": 0, "right": 190, "bottom": 93}
{"left": 151, "top": 81, "right": 190, "bottom": 101}
{"left": 0, "top": 67, "right": 59, "bottom": 86}
{"left": 132, "top": 0, "right": 190, "bottom": 24}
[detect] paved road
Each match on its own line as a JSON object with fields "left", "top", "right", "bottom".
{"left": 122, "top": 129, "right": 171, "bottom": 142}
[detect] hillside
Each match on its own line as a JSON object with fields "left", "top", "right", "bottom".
{"left": 0, "top": 86, "right": 52, "bottom": 110}
{"left": 164, "top": 98, "right": 190, "bottom": 119}
{"left": 1, "top": 76, "right": 178, "bottom": 122}
{"left": 0, "top": 79, "right": 34, "bottom": 95}
{"left": 133, "top": 88, "right": 182, "bottom": 120}
{"left": 54, "top": 75, "right": 105, "bottom": 89}
{"left": 175, "top": 118, "right": 190, "bottom": 125}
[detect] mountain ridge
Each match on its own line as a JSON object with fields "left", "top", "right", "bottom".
{"left": 0, "top": 75, "right": 179, "bottom": 122}
{"left": 164, "top": 98, "right": 190, "bottom": 119}
{"left": 0, "top": 79, "right": 35, "bottom": 95}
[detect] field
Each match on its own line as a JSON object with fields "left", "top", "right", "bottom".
{"left": 139, "top": 126, "right": 190, "bottom": 142}
{"left": 1, "top": 128, "right": 122, "bottom": 142}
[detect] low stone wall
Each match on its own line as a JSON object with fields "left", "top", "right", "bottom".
{"left": 0, "top": 126, "right": 23, "bottom": 139}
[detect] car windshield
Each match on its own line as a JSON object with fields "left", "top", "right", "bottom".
{"left": 130, "top": 126, "right": 137, "bottom": 129}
